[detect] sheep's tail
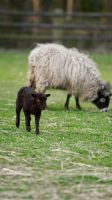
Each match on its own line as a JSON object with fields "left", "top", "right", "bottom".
{"left": 27, "top": 65, "right": 36, "bottom": 89}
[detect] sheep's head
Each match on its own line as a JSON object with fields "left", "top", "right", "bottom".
{"left": 32, "top": 93, "right": 50, "bottom": 110}
{"left": 92, "top": 82, "right": 112, "bottom": 112}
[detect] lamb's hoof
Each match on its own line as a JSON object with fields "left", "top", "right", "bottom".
{"left": 35, "top": 132, "right": 40, "bottom": 135}
{"left": 26, "top": 127, "right": 31, "bottom": 132}
{"left": 16, "top": 123, "right": 19, "bottom": 128}
{"left": 16, "top": 119, "right": 19, "bottom": 127}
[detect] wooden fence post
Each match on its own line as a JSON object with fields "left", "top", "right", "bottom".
{"left": 52, "top": 9, "right": 64, "bottom": 43}
{"left": 66, "top": 0, "right": 73, "bottom": 20}
{"left": 32, "top": 0, "right": 42, "bottom": 33}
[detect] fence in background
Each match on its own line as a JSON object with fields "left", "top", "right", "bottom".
{"left": 0, "top": 10, "right": 112, "bottom": 49}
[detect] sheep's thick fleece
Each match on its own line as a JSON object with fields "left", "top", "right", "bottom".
{"left": 28, "top": 43, "right": 103, "bottom": 101}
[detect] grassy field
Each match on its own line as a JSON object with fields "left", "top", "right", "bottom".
{"left": 0, "top": 50, "right": 112, "bottom": 200}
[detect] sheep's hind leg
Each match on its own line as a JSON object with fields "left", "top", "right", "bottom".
{"left": 75, "top": 97, "right": 81, "bottom": 110}
{"left": 64, "top": 94, "right": 71, "bottom": 111}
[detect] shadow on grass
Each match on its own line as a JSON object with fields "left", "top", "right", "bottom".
{"left": 46, "top": 106, "right": 101, "bottom": 114}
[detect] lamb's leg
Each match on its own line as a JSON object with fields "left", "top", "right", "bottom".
{"left": 35, "top": 113, "right": 41, "bottom": 135}
{"left": 24, "top": 113, "right": 31, "bottom": 132}
{"left": 75, "top": 97, "right": 81, "bottom": 110}
{"left": 16, "top": 101, "right": 22, "bottom": 128}
{"left": 64, "top": 94, "right": 71, "bottom": 111}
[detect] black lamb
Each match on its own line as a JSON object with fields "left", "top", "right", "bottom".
{"left": 16, "top": 87, "right": 50, "bottom": 134}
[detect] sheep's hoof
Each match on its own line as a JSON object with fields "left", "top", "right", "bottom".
{"left": 76, "top": 106, "right": 82, "bottom": 111}
{"left": 65, "top": 109, "right": 70, "bottom": 112}
{"left": 64, "top": 106, "right": 70, "bottom": 112}
{"left": 35, "top": 128, "right": 40, "bottom": 135}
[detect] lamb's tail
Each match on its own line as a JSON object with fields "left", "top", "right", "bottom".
{"left": 27, "top": 65, "right": 36, "bottom": 89}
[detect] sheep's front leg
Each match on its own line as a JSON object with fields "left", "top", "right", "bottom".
{"left": 35, "top": 113, "right": 41, "bottom": 135}
{"left": 64, "top": 94, "right": 71, "bottom": 111}
{"left": 24, "top": 113, "right": 31, "bottom": 132}
{"left": 75, "top": 97, "right": 81, "bottom": 110}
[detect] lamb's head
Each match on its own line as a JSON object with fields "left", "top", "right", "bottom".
{"left": 92, "top": 82, "right": 112, "bottom": 112}
{"left": 32, "top": 93, "right": 50, "bottom": 110}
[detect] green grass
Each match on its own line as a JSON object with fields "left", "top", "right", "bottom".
{"left": 0, "top": 50, "right": 112, "bottom": 200}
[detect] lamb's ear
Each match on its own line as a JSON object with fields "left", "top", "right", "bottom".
{"left": 32, "top": 93, "right": 37, "bottom": 98}
{"left": 46, "top": 94, "right": 50, "bottom": 98}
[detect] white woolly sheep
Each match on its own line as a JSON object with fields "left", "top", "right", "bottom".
{"left": 28, "top": 43, "right": 112, "bottom": 112}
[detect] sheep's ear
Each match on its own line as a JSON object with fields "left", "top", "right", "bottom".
{"left": 98, "top": 82, "right": 112, "bottom": 97}
{"left": 46, "top": 94, "right": 50, "bottom": 98}
{"left": 103, "top": 82, "right": 112, "bottom": 96}
{"left": 32, "top": 93, "right": 37, "bottom": 98}
{"left": 104, "top": 82, "right": 111, "bottom": 90}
